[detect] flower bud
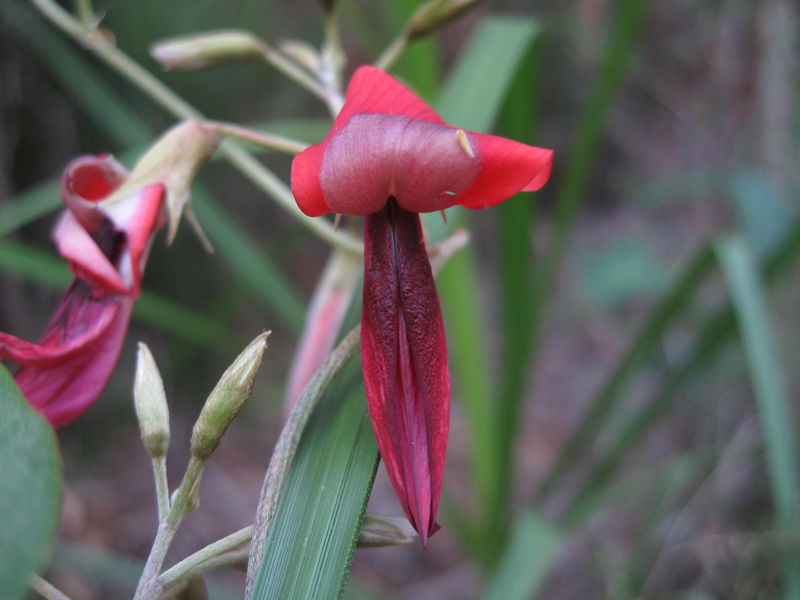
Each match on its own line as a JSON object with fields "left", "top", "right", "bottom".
{"left": 190, "top": 332, "right": 270, "bottom": 461}
{"left": 101, "top": 120, "right": 220, "bottom": 246}
{"left": 357, "top": 513, "right": 416, "bottom": 547}
{"left": 151, "top": 30, "right": 267, "bottom": 71}
{"left": 408, "top": 0, "right": 483, "bottom": 40}
{"left": 133, "top": 342, "right": 170, "bottom": 459}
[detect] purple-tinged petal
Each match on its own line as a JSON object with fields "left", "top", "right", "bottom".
{"left": 4, "top": 279, "right": 133, "bottom": 427}
{"left": 362, "top": 198, "right": 449, "bottom": 544}
{"left": 320, "top": 114, "right": 480, "bottom": 215}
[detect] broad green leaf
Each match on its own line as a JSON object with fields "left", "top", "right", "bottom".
{"left": 716, "top": 236, "right": 800, "bottom": 599}
{"left": 483, "top": 511, "right": 562, "bottom": 600}
{"left": 251, "top": 358, "right": 379, "bottom": 600}
{"left": 0, "top": 364, "right": 61, "bottom": 600}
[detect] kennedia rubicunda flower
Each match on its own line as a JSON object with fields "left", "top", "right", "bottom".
{"left": 0, "top": 121, "right": 218, "bottom": 428}
{"left": 291, "top": 66, "right": 553, "bottom": 544}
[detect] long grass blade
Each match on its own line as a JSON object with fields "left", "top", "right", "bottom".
{"left": 482, "top": 511, "right": 562, "bottom": 600}
{"left": 535, "top": 244, "right": 716, "bottom": 503}
{"left": 716, "top": 236, "right": 800, "bottom": 599}
{"left": 427, "top": 17, "right": 542, "bottom": 555}
{"left": 562, "top": 216, "right": 800, "bottom": 523}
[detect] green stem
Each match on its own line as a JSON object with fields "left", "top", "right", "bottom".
{"left": 134, "top": 457, "right": 205, "bottom": 600}
{"left": 159, "top": 525, "right": 253, "bottom": 592}
{"left": 28, "top": 0, "right": 362, "bottom": 255}
{"left": 374, "top": 32, "right": 409, "bottom": 71}
{"left": 152, "top": 456, "right": 170, "bottom": 522}
{"left": 320, "top": 10, "right": 345, "bottom": 114}
{"left": 214, "top": 121, "right": 309, "bottom": 155}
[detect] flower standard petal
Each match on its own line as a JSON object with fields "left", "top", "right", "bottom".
{"left": 362, "top": 198, "right": 449, "bottom": 544}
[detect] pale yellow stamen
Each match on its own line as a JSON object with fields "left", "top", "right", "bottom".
{"left": 333, "top": 213, "right": 342, "bottom": 231}
{"left": 455, "top": 129, "right": 475, "bottom": 158}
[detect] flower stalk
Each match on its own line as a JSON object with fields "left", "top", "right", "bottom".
{"left": 28, "top": 0, "right": 362, "bottom": 254}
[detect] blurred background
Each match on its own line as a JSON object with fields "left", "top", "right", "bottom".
{"left": 1, "top": 0, "right": 799, "bottom": 598}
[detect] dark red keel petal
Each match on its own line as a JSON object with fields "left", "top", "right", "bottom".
{"left": 362, "top": 198, "right": 450, "bottom": 544}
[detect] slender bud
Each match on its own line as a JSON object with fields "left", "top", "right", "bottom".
{"left": 408, "top": 0, "right": 483, "bottom": 40}
{"left": 151, "top": 30, "right": 267, "bottom": 71}
{"left": 101, "top": 120, "right": 220, "bottom": 246}
{"left": 357, "top": 513, "right": 417, "bottom": 547}
{"left": 190, "top": 332, "right": 270, "bottom": 461}
{"left": 133, "top": 343, "right": 170, "bottom": 459}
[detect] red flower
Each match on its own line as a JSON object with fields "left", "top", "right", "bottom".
{"left": 291, "top": 66, "right": 553, "bottom": 543}
{"left": 0, "top": 155, "right": 165, "bottom": 427}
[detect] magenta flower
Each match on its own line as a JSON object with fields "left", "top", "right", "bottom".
{"left": 292, "top": 66, "right": 553, "bottom": 543}
{"left": 0, "top": 155, "right": 165, "bottom": 427}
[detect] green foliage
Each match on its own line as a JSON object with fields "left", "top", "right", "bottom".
{"left": 251, "top": 358, "right": 379, "bottom": 600}
{"left": 0, "top": 365, "right": 62, "bottom": 600}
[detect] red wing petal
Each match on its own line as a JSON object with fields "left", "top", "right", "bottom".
{"left": 333, "top": 66, "right": 445, "bottom": 134}
{"left": 454, "top": 133, "right": 553, "bottom": 210}
{"left": 291, "top": 144, "right": 330, "bottom": 217}
{"left": 362, "top": 199, "right": 449, "bottom": 544}
{"left": 53, "top": 210, "right": 130, "bottom": 295}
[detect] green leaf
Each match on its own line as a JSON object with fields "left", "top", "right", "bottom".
{"left": 716, "top": 236, "right": 800, "bottom": 599}
{"left": 535, "top": 244, "right": 715, "bottom": 505}
{"left": 561, "top": 215, "right": 800, "bottom": 523}
{"left": 483, "top": 511, "right": 563, "bottom": 600}
{"left": 0, "top": 364, "right": 62, "bottom": 600}
{"left": 251, "top": 359, "right": 379, "bottom": 600}
{"left": 437, "top": 17, "right": 542, "bottom": 132}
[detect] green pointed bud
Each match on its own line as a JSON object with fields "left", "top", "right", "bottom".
{"left": 357, "top": 513, "right": 416, "bottom": 547}
{"left": 134, "top": 343, "right": 170, "bottom": 459}
{"left": 151, "top": 30, "right": 267, "bottom": 71}
{"left": 190, "top": 332, "right": 270, "bottom": 461}
{"left": 408, "top": 0, "right": 483, "bottom": 40}
{"left": 100, "top": 120, "right": 220, "bottom": 246}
